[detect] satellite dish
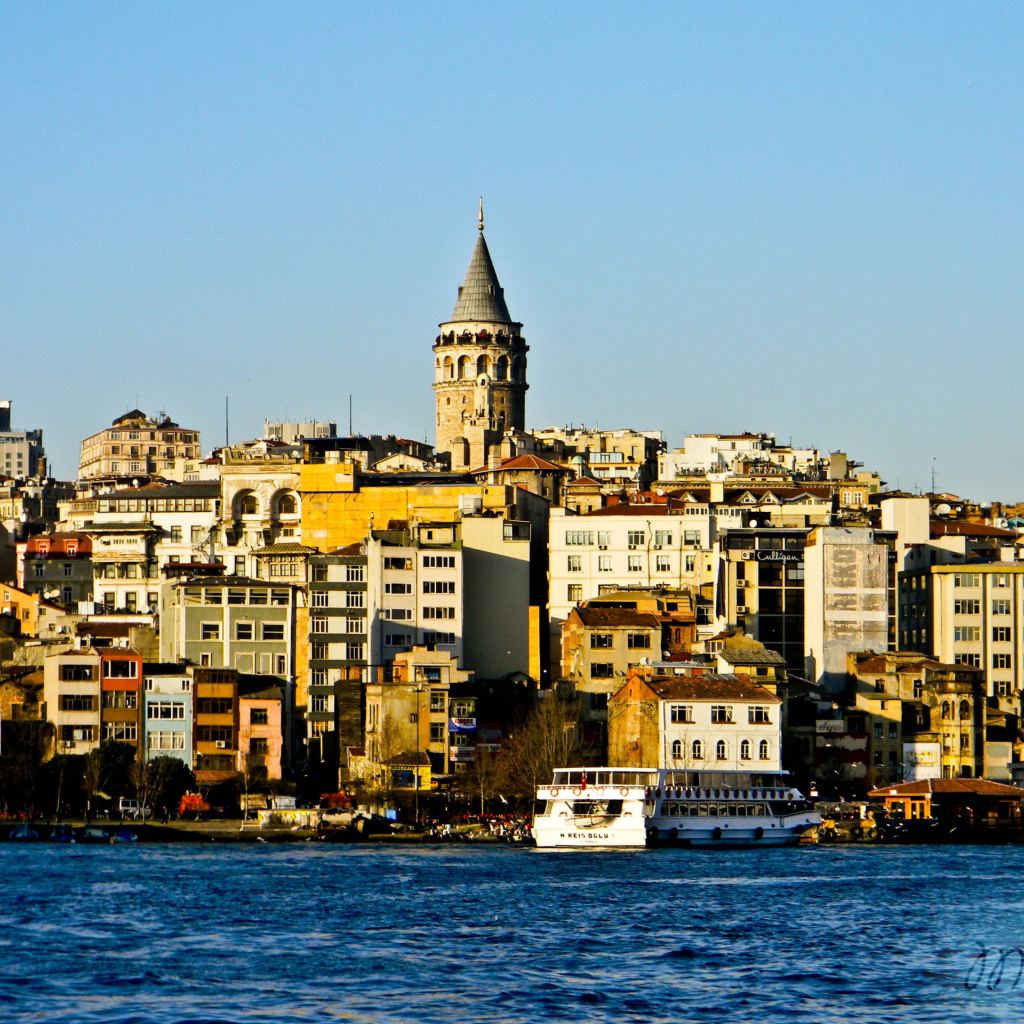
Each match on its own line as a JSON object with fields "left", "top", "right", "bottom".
{"left": 936, "top": 504, "right": 952, "bottom": 516}
{"left": 655, "top": 489, "right": 665, "bottom": 496}
{"left": 749, "top": 519, "right": 759, "bottom": 527}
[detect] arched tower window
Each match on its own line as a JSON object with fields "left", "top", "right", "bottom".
{"left": 740, "top": 739, "right": 751, "bottom": 760}
{"left": 458, "top": 355, "right": 471, "bottom": 379}
{"left": 671, "top": 739, "right": 681, "bottom": 759}
{"left": 759, "top": 740, "right": 770, "bottom": 760}
{"left": 511, "top": 356, "right": 524, "bottom": 383}
{"left": 240, "top": 494, "right": 258, "bottom": 516}
{"left": 959, "top": 700, "right": 970, "bottom": 720}
{"left": 476, "top": 354, "right": 489, "bottom": 376}
{"left": 279, "top": 494, "right": 297, "bottom": 515}
{"left": 495, "top": 355, "right": 508, "bottom": 381}
{"left": 692, "top": 740, "right": 703, "bottom": 760}
{"left": 941, "top": 701, "right": 951, "bottom": 720}
{"left": 716, "top": 740, "right": 727, "bottom": 760}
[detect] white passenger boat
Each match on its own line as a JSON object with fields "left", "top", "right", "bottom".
{"left": 532, "top": 767, "right": 819, "bottom": 849}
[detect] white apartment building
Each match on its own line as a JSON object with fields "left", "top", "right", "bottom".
{"left": 899, "top": 562, "right": 1024, "bottom": 714}
{"left": 549, "top": 506, "right": 717, "bottom": 659}
{"left": 658, "top": 433, "right": 820, "bottom": 481}
{"left": 365, "top": 524, "right": 465, "bottom": 671}
{"left": 79, "top": 409, "right": 200, "bottom": 480}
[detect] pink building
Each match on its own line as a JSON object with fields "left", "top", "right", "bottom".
{"left": 238, "top": 680, "right": 284, "bottom": 781}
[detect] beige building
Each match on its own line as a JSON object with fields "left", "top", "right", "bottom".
{"left": 433, "top": 210, "right": 528, "bottom": 470}
{"left": 79, "top": 410, "right": 200, "bottom": 480}
{"left": 364, "top": 648, "right": 472, "bottom": 778}
{"left": 608, "top": 669, "right": 783, "bottom": 771}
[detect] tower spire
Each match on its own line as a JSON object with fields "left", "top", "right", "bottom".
{"left": 478, "top": 197, "right": 484, "bottom": 232}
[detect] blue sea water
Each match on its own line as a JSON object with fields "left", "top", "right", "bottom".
{"left": 0, "top": 843, "right": 1022, "bottom": 1023}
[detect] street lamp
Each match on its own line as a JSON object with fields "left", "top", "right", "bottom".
{"left": 414, "top": 684, "right": 423, "bottom": 825}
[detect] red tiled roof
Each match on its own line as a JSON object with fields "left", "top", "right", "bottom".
{"left": 469, "top": 454, "right": 567, "bottom": 474}
{"left": 869, "top": 778, "right": 1024, "bottom": 798}
{"left": 631, "top": 674, "right": 782, "bottom": 703}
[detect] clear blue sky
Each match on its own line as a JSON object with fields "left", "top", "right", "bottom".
{"left": 2, "top": 3, "right": 1022, "bottom": 498}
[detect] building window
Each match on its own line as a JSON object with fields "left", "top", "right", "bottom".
{"left": 913, "top": 679, "right": 923, "bottom": 699}
{"left": 567, "top": 555, "right": 582, "bottom": 572}
{"left": 102, "top": 691, "right": 137, "bottom": 709}
{"left": 655, "top": 556, "right": 671, "bottom": 573}
{"left": 954, "top": 599, "right": 980, "bottom": 614}
{"left": 597, "top": 532, "right": 610, "bottom": 548}
{"left": 103, "top": 723, "right": 137, "bottom": 742}
{"left": 567, "top": 585, "right": 583, "bottom": 603}
{"left": 994, "top": 626, "right": 1012, "bottom": 642}
{"left": 954, "top": 626, "right": 981, "bottom": 642}
{"left": 103, "top": 660, "right": 138, "bottom": 678}
{"left": 955, "top": 653, "right": 981, "bottom": 668}
{"left": 311, "top": 695, "right": 328, "bottom": 713}
{"left": 692, "top": 740, "right": 703, "bottom": 760}
{"left": 598, "top": 556, "right": 613, "bottom": 572}
{"left": 147, "top": 701, "right": 184, "bottom": 720}
{"left": 670, "top": 705, "right": 693, "bottom": 723}
{"left": 954, "top": 573, "right": 981, "bottom": 588}
{"left": 995, "top": 680, "right": 1012, "bottom": 696}
{"left": 590, "top": 663, "right": 614, "bottom": 679}
{"left": 422, "top": 607, "right": 455, "bottom": 620}
{"left": 590, "top": 634, "right": 613, "bottom": 649}
{"left": 715, "top": 740, "right": 727, "bottom": 760}
{"left": 311, "top": 617, "right": 328, "bottom": 633}
{"left": 759, "top": 740, "right": 770, "bottom": 760}
{"left": 346, "top": 566, "right": 365, "bottom": 582}
{"left": 262, "top": 623, "right": 285, "bottom": 641}
{"left": 311, "top": 591, "right": 329, "bottom": 608}
{"left": 626, "top": 633, "right": 650, "bottom": 649}
{"left": 345, "top": 591, "right": 365, "bottom": 608}
{"left": 422, "top": 581, "right": 455, "bottom": 594}
{"left": 627, "top": 530, "right": 645, "bottom": 548}
{"left": 627, "top": 555, "right": 642, "bottom": 572}
{"left": 748, "top": 706, "right": 771, "bottom": 724}
{"left": 311, "top": 669, "right": 327, "bottom": 686}
{"left": 671, "top": 739, "right": 682, "bottom": 758}
{"left": 654, "top": 531, "right": 672, "bottom": 547}
{"left": 565, "top": 531, "right": 594, "bottom": 546}
{"left": 710, "top": 705, "right": 732, "bottom": 723}
{"left": 994, "top": 653, "right": 1013, "bottom": 669}
{"left": 994, "top": 573, "right": 1010, "bottom": 588}
{"left": 993, "top": 600, "right": 1012, "bottom": 615}
{"left": 684, "top": 530, "right": 700, "bottom": 546}
{"left": 889, "top": 723, "right": 898, "bottom": 739}
{"left": 201, "top": 623, "right": 221, "bottom": 640}
{"left": 60, "top": 695, "right": 95, "bottom": 712}
{"left": 312, "top": 565, "right": 328, "bottom": 582}
{"left": 234, "top": 622, "right": 253, "bottom": 641}
{"left": 740, "top": 739, "right": 751, "bottom": 760}
{"left": 346, "top": 643, "right": 364, "bottom": 661}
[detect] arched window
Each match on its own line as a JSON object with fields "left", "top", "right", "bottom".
{"left": 716, "top": 739, "right": 727, "bottom": 760}
{"left": 240, "top": 495, "right": 258, "bottom": 516}
{"left": 959, "top": 700, "right": 970, "bottom": 721}
{"left": 476, "top": 354, "right": 489, "bottom": 376}
{"left": 740, "top": 739, "right": 751, "bottom": 760}
{"left": 941, "top": 701, "right": 951, "bottom": 720}
{"left": 457, "top": 355, "right": 471, "bottom": 379}
{"left": 692, "top": 739, "right": 703, "bottom": 760}
{"left": 759, "top": 740, "right": 770, "bottom": 760}
{"left": 495, "top": 355, "right": 508, "bottom": 381}
{"left": 511, "top": 356, "right": 524, "bottom": 382}
{"left": 279, "top": 494, "right": 297, "bottom": 515}
{"left": 671, "top": 739, "right": 682, "bottom": 759}
{"left": 443, "top": 356, "right": 454, "bottom": 380}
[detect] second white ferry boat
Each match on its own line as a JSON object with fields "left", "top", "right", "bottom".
{"left": 532, "top": 767, "right": 819, "bottom": 848}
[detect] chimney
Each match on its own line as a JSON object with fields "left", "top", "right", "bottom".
{"left": 488, "top": 447, "right": 502, "bottom": 471}
{"left": 0, "top": 401, "right": 10, "bottom": 432}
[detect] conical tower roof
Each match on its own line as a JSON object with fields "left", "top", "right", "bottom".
{"left": 449, "top": 231, "right": 513, "bottom": 323}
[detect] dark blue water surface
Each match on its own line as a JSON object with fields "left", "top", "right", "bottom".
{"left": 1, "top": 843, "right": 1023, "bottom": 1023}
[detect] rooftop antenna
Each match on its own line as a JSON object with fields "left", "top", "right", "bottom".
{"left": 478, "top": 197, "right": 484, "bottom": 232}
{"left": 225, "top": 396, "right": 230, "bottom": 447}
{"left": 349, "top": 395, "right": 353, "bottom": 436}
{"left": 931, "top": 459, "right": 936, "bottom": 494}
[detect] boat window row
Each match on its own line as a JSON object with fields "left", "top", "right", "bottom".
{"left": 661, "top": 772, "right": 787, "bottom": 788}
{"left": 660, "top": 803, "right": 771, "bottom": 818}
{"left": 552, "top": 770, "right": 657, "bottom": 786}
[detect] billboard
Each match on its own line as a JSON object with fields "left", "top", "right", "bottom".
{"left": 902, "top": 742, "right": 941, "bottom": 782}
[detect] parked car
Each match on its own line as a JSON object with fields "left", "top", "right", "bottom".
{"left": 118, "top": 798, "right": 151, "bottom": 820}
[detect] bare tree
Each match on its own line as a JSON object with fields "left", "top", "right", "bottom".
{"left": 239, "top": 751, "right": 268, "bottom": 825}
{"left": 499, "top": 694, "right": 581, "bottom": 805}
{"left": 366, "top": 712, "right": 401, "bottom": 813}
{"left": 461, "top": 748, "right": 502, "bottom": 815}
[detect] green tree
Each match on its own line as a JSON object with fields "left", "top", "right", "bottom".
{"left": 0, "top": 720, "right": 54, "bottom": 818}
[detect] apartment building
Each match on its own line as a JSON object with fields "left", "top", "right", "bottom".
{"left": 898, "top": 562, "right": 1024, "bottom": 712}
{"left": 18, "top": 532, "right": 93, "bottom": 606}
{"left": 44, "top": 645, "right": 143, "bottom": 758}
{"left": 142, "top": 663, "right": 193, "bottom": 766}
{"left": 0, "top": 401, "right": 46, "bottom": 479}
{"left": 193, "top": 667, "right": 238, "bottom": 779}
{"left": 239, "top": 679, "right": 284, "bottom": 781}
{"left": 608, "top": 669, "right": 783, "bottom": 772}
{"left": 79, "top": 410, "right": 200, "bottom": 479}
{"left": 364, "top": 648, "right": 473, "bottom": 778}
{"left": 549, "top": 503, "right": 716, "bottom": 654}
